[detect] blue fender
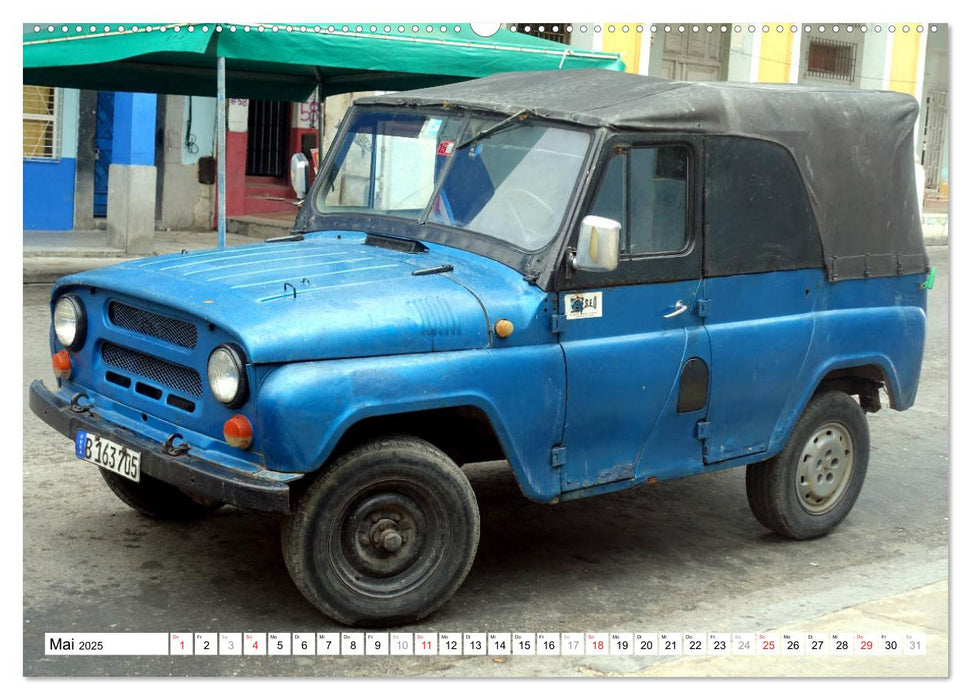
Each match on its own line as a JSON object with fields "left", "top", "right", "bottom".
{"left": 764, "top": 301, "right": 926, "bottom": 457}
{"left": 254, "top": 346, "right": 567, "bottom": 502}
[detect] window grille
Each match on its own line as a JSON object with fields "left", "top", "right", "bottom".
{"left": 23, "top": 85, "right": 61, "bottom": 160}
{"left": 806, "top": 38, "right": 857, "bottom": 82}
{"left": 246, "top": 99, "right": 290, "bottom": 177}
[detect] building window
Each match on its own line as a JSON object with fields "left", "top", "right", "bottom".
{"left": 510, "top": 23, "right": 570, "bottom": 44}
{"left": 806, "top": 38, "right": 857, "bottom": 82}
{"left": 23, "top": 85, "right": 60, "bottom": 160}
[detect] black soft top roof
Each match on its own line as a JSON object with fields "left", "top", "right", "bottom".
{"left": 361, "top": 70, "right": 927, "bottom": 280}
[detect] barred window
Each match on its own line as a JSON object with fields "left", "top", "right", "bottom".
{"left": 806, "top": 38, "right": 857, "bottom": 82}
{"left": 23, "top": 85, "right": 61, "bottom": 160}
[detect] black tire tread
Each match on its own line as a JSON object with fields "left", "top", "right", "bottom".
{"left": 281, "top": 435, "right": 480, "bottom": 626}
{"left": 99, "top": 469, "right": 223, "bottom": 520}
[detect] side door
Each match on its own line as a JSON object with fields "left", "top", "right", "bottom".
{"left": 555, "top": 135, "right": 711, "bottom": 494}
{"left": 700, "top": 136, "right": 824, "bottom": 463}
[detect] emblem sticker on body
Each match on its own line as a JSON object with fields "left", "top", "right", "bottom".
{"left": 566, "top": 292, "right": 603, "bottom": 320}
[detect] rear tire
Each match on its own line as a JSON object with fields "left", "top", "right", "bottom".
{"left": 100, "top": 469, "right": 223, "bottom": 520}
{"left": 746, "top": 391, "right": 869, "bottom": 540}
{"left": 282, "top": 435, "right": 480, "bottom": 627}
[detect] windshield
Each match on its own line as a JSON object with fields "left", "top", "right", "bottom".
{"left": 315, "top": 108, "right": 590, "bottom": 251}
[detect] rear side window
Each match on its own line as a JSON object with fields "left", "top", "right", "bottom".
{"left": 704, "top": 137, "right": 822, "bottom": 276}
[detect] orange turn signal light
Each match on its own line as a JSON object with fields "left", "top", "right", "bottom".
{"left": 52, "top": 350, "right": 72, "bottom": 379}
{"left": 223, "top": 414, "right": 253, "bottom": 450}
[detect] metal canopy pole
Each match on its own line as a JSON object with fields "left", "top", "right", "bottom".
{"left": 217, "top": 56, "right": 227, "bottom": 248}
{"left": 315, "top": 67, "right": 325, "bottom": 173}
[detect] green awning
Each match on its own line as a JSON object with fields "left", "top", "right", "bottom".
{"left": 23, "top": 23, "right": 625, "bottom": 101}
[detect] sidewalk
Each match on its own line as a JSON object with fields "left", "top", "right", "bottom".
{"left": 23, "top": 229, "right": 256, "bottom": 285}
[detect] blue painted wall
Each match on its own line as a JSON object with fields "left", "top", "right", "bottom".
{"left": 24, "top": 158, "right": 77, "bottom": 230}
{"left": 23, "top": 88, "right": 79, "bottom": 230}
{"left": 112, "top": 92, "right": 156, "bottom": 166}
{"left": 23, "top": 89, "right": 159, "bottom": 230}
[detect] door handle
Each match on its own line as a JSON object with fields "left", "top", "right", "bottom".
{"left": 663, "top": 300, "right": 688, "bottom": 319}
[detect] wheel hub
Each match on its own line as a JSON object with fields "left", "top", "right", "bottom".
{"left": 797, "top": 421, "right": 854, "bottom": 514}
{"left": 368, "top": 517, "right": 405, "bottom": 552}
{"left": 341, "top": 493, "right": 424, "bottom": 579}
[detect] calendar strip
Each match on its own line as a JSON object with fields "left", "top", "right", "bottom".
{"left": 44, "top": 631, "right": 926, "bottom": 656}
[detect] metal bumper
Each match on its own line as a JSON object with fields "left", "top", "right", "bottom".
{"left": 29, "top": 380, "right": 300, "bottom": 514}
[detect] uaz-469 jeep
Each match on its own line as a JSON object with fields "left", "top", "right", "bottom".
{"left": 30, "top": 71, "right": 930, "bottom": 626}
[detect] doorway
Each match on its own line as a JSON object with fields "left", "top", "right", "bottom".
{"left": 93, "top": 92, "right": 114, "bottom": 218}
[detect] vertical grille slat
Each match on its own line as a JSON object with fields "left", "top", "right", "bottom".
{"left": 108, "top": 301, "right": 198, "bottom": 349}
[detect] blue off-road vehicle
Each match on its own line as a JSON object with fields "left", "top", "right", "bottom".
{"left": 30, "top": 71, "right": 930, "bottom": 626}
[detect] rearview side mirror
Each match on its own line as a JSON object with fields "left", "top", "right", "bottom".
{"left": 290, "top": 153, "right": 310, "bottom": 200}
{"left": 573, "top": 215, "right": 621, "bottom": 272}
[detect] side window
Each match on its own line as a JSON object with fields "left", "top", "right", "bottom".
{"left": 588, "top": 153, "right": 626, "bottom": 226}
{"left": 586, "top": 145, "right": 689, "bottom": 257}
{"left": 704, "top": 136, "right": 823, "bottom": 276}
{"left": 630, "top": 147, "right": 688, "bottom": 255}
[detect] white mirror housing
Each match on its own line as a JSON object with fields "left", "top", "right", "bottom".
{"left": 290, "top": 153, "right": 310, "bottom": 200}
{"left": 573, "top": 215, "right": 621, "bottom": 272}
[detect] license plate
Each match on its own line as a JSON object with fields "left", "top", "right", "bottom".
{"left": 75, "top": 430, "right": 141, "bottom": 483}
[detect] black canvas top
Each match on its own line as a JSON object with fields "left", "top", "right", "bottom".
{"left": 361, "top": 70, "right": 928, "bottom": 280}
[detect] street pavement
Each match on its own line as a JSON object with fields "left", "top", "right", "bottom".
{"left": 20, "top": 238, "right": 951, "bottom": 679}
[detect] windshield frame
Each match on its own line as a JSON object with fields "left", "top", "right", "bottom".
{"left": 298, "top": 104, "right": 600, "bottom": 280}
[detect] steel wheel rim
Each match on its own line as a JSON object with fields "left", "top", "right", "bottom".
{"left": 324, "top": 477, "right": 450, "bottom": 599}
{"left": 796, "top": 421, "right": 854, "bottom": 515}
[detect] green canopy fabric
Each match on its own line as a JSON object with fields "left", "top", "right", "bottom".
{"left": 23, "top": 23, "right": 625, "bottom": 101}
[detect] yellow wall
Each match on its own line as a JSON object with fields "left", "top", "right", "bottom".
{"left": 602, "top": 25, "right": 643, "bottom": 73}
{"left": 888, "top": 25, "right": 922, "bottom": 96}
{"left": 757, "top": 25, "right": 795, "bottom": 83}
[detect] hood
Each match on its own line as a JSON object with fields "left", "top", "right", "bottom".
{"left": 56, "top": 232, "right": 533, "bottom": 363}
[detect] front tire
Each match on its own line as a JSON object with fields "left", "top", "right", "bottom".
{"left": 746, "top": 391, "right": 869, "bottom": 540}
{"left": 282, "top": 436, "right": 480, "bottom": 626}
{"left": 99, "top": 469, "right": 223, "bottom": 520}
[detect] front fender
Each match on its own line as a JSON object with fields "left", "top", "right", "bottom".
{"left": 254, "top": 346, "right": 566, "bottom": 502}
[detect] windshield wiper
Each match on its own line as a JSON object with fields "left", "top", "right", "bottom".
{"left": 454, "top": 109, "right": 530, "bottom": 151}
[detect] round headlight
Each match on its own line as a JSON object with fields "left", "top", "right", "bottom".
{"left": 207, "top": 344, "right": 248, "bottom": 407}
{"left": 53, "top": 295, "right": 86, "bottom": 350}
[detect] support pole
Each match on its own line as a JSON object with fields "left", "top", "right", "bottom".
{"left": 315, "top": 67, "right": 325, "bottom": 173}
{"left": 217, "top": 56, "right": 227, "bottom": 248}
{"left": 317, "top": 83, "right": 323, "bottom": 168}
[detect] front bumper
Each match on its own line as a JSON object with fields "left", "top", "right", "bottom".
{"left": 29, "top": 380, "right": 301, "bottom": 514}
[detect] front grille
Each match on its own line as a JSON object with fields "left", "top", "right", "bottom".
{"left": 102, "top": 343, "right": 203, "bottom": 397}
{"left": 108, "top": 301, "right": 198, "bottom": 349}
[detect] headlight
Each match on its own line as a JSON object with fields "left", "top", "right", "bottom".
{"left": 53, "top": 295, "right": 86, "bottom": 350}
{"left": 207, "top": 344, "right": 248, "bottom": 407}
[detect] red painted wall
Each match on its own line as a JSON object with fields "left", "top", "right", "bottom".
{"left": 214, "top": 105, "right": 318, "bottom": 226}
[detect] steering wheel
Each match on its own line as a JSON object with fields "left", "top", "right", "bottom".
{"left": 500, "top": 188, "right": 555, "bottom": 240}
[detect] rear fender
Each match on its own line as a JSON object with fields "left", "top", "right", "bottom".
{"left": 765, "top": 304, "right": 925, "bottom": 457}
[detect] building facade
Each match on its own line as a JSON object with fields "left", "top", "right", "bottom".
{"left": 23, "top": 22, "right": 948, "bottom": 244}
{"left": 565, "top": 22, "right": 948, "bottom": 202}
{"left": 23, "top": 85, "right": 324, "bottom": 244}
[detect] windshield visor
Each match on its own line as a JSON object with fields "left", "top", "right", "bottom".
{"left": 315, "top": 109, "right": 590, "bottom": 251}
